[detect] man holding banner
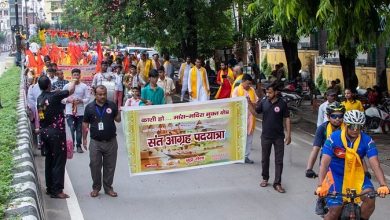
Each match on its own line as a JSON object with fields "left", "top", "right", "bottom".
{"left": 232, "top": 74, "right": 258, "bottom": 164}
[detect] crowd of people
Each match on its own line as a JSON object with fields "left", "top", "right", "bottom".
{"left": 23, "top": 46, "right": 389, "bottom": 219}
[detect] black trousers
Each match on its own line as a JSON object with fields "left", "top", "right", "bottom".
{"left": 41, "top": 128, "right": 67, "bottom": 195}
{"left": 261, "top": 136, "right": 285, "bottom": 185}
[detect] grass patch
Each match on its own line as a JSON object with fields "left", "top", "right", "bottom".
{"left": 0, "top": 66, "right": 21, "bottom": 217}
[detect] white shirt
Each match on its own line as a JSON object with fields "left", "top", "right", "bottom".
{"left": 157, "top": 77, "right": 176, "bottom": 104}
{"left": 62, "top": 82, "right": 91, "bottom": 116}
{"left": 164, "top": 61, "right": 174, "bottom": 77}
{"left": 49, "top": 76, "right": 58, "bottom": 84}
{"left": 114, "top": 73, "right": 124, "bottom": 91}
{"left": 317, "top": 100, "right": 329, "bottom": 127}
{"left": 179, "top": 63, "right": 192, "bottom": 90}
{"left": 27, "top": 83, "right": 42, "bottom": 111}
{"left": 188, "top": 67, "right": 209, "bottom": 102}
{"left": 129, "top": 74, "right": 146, "bottom": 88}
{"left": 209, "top": 58, "right": 216, "bottom": 71}
{"left": 92, "top": 72, "right": 115, "bottom": 88}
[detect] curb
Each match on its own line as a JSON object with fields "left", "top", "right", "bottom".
{"left": 4, "top": 70, "right": 46, "bottom": 219}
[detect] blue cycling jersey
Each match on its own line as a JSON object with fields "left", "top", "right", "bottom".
{"left": 322, "top": 130, "right": 378, "bottom": 206}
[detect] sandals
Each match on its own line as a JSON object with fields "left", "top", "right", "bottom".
{"left": 90, "top": 190, "right": 99, "bottom": 198}
{"left": 260, "top": 180, "right": 268, "bottom": 187}
{"left": 51, "top": 192, "right": 70, "bottom": 199}
{"left": 105, "top": 190, "right": 118, "bottom": 197}
{"left": 273, "top": 184, "right": 286, "bottom": 193}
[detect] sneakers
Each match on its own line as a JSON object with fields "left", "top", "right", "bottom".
{"left": 77, "top": 147, "right": 84, "bottom": 153}
{"left": 315, "top": 197, "right": 327, "bottom": 216}
{"left": 245, "top": 157, "right": 254, "bottom": 164}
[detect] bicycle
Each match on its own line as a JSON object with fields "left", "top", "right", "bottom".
{"left": 316, "top": 188, "right": 384, "bottom": 220}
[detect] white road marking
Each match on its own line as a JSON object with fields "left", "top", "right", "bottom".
{"left": 65, "top": 169, "right": 84, "bottom": 220}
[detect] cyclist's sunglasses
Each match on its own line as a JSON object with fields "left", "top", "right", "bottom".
{"left": 346, "top": 124, "right": 363, "bottom": 131}
{"left": 330, "top": 114, "right": 343, "bottom": 120}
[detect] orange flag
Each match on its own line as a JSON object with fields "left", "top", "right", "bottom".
{"left": 123, "top": 55, "right": 130, "bottom": 73}
{"left": 25, "top": 49, "right": 37, "bottom": 68}
{"left": 83, "top": 42, "right": 89, "bottom": 52}
{"left": 36, "top": 50, "right": 45, "bottom": 77}
{"left": 68, "top": 43, "right": 78, "bottom": 65}
{"left": 49, "top": 43, "right": 61, "bottom": 64}
{"left": 322, "top": 169, "right": 335, "bottom": 192}
{"left": 95, "top": 41, "right": 103, "bottom": 73}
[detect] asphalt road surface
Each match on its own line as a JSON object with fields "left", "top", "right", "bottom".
{"left": 35, "top": 118, "right": 390, "bottom": 220}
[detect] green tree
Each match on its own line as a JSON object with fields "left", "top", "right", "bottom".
{"left": 248, "top": 0, "right": 303, "bottom": 80}
{"left": 62, "top": 0, "right": 234, "bottom": 58}
{"left": 282, "top": 0, "right": 390, "bottom": 90}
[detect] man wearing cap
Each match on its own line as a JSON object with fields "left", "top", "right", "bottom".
{"left": 317, "top": 89, "right": 337, "bottom": 127}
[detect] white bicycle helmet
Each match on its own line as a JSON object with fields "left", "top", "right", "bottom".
{"left": 343, "top": 110, "right": 366, "bottom": 125}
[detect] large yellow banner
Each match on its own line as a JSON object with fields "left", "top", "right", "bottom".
{"left": 122, "top": 97, "right": 248, "bottom": 176}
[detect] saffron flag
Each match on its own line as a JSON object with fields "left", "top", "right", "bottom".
{"left": 322, "top": 170, "right": 335, "bottom": 192}
{"left": 95, "top": 41, "right": 103, "bottom": 73}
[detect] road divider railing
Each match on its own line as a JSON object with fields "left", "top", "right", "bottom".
{"left": 4, "top": 68, "right": 46, "bottom": 220}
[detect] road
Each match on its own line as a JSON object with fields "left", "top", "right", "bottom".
{"left": 34, "top": 114, "right": 390, "bottom": 220}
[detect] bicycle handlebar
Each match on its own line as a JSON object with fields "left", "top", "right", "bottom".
{"left": 315, "top": 190, "right": 384, "bottom": 199}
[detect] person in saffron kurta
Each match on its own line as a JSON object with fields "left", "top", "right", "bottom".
{"left": 215, "top": 62, "right": 234, "bottom": 99}
{"left": 137, "top": 52, "right": 153, "bottom": 81}
{"left": 188, "top": 58, "right": 210, "bottom": 102}
{"left": 232, "top": 74, "right": 258, "bottom": 164}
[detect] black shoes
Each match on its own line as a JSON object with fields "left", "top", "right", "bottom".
{"left": 315, "top": 197, "right": 327, "bottom": 216}
{"left": 245, "top": 157, "right": 254, "bottom": 164}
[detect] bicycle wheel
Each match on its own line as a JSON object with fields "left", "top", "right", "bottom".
{"left": 341, "top": 203, "right": 361, "bottom": 220}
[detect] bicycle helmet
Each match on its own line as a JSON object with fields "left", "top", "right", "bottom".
{"left": 343, "top": 110, "right": 366, "bottom": 125}
{"left": 326, "top": 101, "right": 345, "bottom": 115}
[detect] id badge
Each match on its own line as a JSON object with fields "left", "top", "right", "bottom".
{"left": 98, "top": 122, "right": 104, "bottom": 131}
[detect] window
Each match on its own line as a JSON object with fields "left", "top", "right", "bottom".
{"left": 4, "top": 10, "right": 8, "bottom": 16}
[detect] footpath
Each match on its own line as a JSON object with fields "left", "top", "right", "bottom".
{"left": 0, "top": 53, "right": 15, "bottom": 77}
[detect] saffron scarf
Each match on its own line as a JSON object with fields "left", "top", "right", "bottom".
{"left": 326, "top": 122, "right": 344, "bottom": 138}
{"left": 237, "top": 85, "right": 256, "bottom": 134}
{"left": 341, "top": 127, "right": 364, "bottom": 203}
{"left": 143, "top": 59, "right": 152, "bottom": 80}
{"left": 179, "top": 63, "right": 193, "bottom": 85}
{"left": 215, "top": 68, "right": 234, "bottom": 99}
{"left": 190, "top": 67, "right": 209, "bottom": 99}
{"left": 231, "top": 74, "right": 244, "bottom": 96}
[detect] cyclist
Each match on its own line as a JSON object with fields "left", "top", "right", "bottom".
{"left": 306, "top": 102, "right": 345, "bottom": 178}
{"left": 316, "top": 110, "right": 389, "bottom": 220}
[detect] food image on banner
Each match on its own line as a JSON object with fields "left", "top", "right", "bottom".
{"left": 122, "top": 97, "right": 247, "bottom": 176}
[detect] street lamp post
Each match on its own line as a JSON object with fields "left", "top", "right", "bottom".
{"left": 15, "top": 0, "right": 22, "bottom": 66}
{"left": 25, "top": 0, "right": 29, "bottom": 39}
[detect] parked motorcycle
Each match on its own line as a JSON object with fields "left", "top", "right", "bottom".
{"left": 365, "top": 98, "right": 390, "bottom": 134}
{"left": 281, "top": 92, "right": 302, "bottom": 124}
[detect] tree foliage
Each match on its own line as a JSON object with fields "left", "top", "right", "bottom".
{"left": 248, "top": 0, "right": 302, "bottom": 79}
{"left": 279, "top": 0, "right": 390, "bottom": 89}
{"left": 62, "top": 0, "right": 235, "bottom": 58}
